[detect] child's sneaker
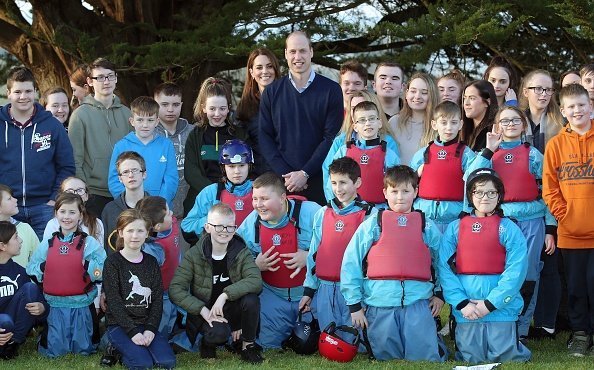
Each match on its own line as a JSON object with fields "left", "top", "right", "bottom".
{"left": 567, "top": 331, "right": 591, "bottom": 357}
{"left": 200, "top": 339, "right": 217, "bottom": 359}
{"left": 99, "top": 344, "right": 121, "bottom": 367}
{"left": 241, "top": 342, "right": 264, "bottom": 364}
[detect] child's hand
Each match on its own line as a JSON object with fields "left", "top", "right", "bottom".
{"left": 231, "top": 329, "right": 242, "bottom": 342}
{"left": 461, "top": 302, "right": 477, "bottom": 320}
{"left": 132, "top": 332, "right": 146, "bottom": 346}
{"left": 0, "top": 328, "right": 13, "bottom": 346}
{"left": 470, "top": 299, "right": 491, "bottom": 318}
{"left": 351, "top": 309, "right": 368, "bottom": 329}
{"left": 298, "top": 296, "right": 312, "bottom": 312}
{"left": 255, "top": 246, "right": 280, "bottom": 272}
{"left": 209, "top": 293, "right": 228, "bottom": 318}
{"left": 485, "top": 124, "right": 502, "bottom": 153}
{"left": 281, "top": 249, "right": 307, "bottom": 278}
{"left": 100, "top": 292, "right": 108, "bottom": 312}
{"left": 201, "top": 306, "right": 227, "bottom": 327}
{"left": 25, "top": 302, "right": 45, "bottom": 316}
{"left": 505, "top": 88, "right": 517, "bottom": 102}
{"left": 428, "top": 296, "right": 444, "bottom": 317}
{"left": 143, "top": 330, "right": 155, "bottom": 346}
{"left": 544, "top": 234, "right": 556, "bottom": 255}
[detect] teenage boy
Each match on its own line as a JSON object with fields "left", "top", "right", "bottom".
{"left": 154, "top": 82, "right": 195, "bottom": 220}
{"left": 579, "top": 63, "right": 594, "bottom": 116}
{"left": 0, "top": 66, "right": 75, "bottom": 240}
{"left": 299, "top": 157, "right": 376, "bottom": 332}
{"left": 372, "top": 62, "right": 405, "bottom": 120}
{"left": 101, "top": 151, "right": 149, "bottom": 253}
{"left": 108, "top": 96, "right": 178, "bottom": 206}
{"left": 339, "top": 60, "right": 368, "bottom": 108}
{"left": 170, "top": 203, "right": 264, "bottom": 364}
{"left": 68, "top": 58, "right": 133, "bottom": 217}
{"left": 236, "top": 172, "right": 321, "bottom": 349}
{"left": 543, "top": 83, "right": 594, "bottom": 356}
{"left": 340, "top": 165, "right": 446, "bottom": 361}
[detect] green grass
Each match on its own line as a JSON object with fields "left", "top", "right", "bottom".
{"left": 6, "top": 331, "right": 592, "bottom": 369}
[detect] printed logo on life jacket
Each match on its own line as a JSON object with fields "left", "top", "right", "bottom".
{"left": 235, "top": 199, "right": 244, "bottom": 211}
{"left": 335, "top": 220, "right": 345, "bottom": 232}
{"left": 159, "top": 155, "right": 167, "bottom": 163}
{"left": 398, "top": 215, "right": 407, "bottom": 227}
{"left": 59, "top": 244, "right": 69, "bottom": 255}
{"left": 504, "top": 153, "right": 513, "bottom": 164}
{"left": 32, "top": 132, "right": 52, "bottom": 152}
{"left": 360, "top": 153, "right": 369, "bottom": 165}
{"left": 437, "top": 149, "right": 447, "bottom": 160}
{"left": 272, "top": 234, "right": 281, "bottom": 246}
{"left": 471, "top": 222, "right": 482, "bottom": 233}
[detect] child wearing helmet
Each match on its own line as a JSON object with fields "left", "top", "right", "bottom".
{"left": 340, "top": 165, "right": 446, "bottom": 362}
{"left": 439, "top": 168, "right": 531, "bottom": 364}
{"left": 181, "top": 140, "right": 254, "bottom": 245}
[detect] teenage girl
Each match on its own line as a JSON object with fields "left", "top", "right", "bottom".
{"left": 27, "top": 192, "right": 106, "bottom": 357}
{"left": 42, "top": 87, "right": 70, "bottom": 128}
{"left": 483, "top": 56, "right": 519, "bottom": 107}
{"left": 461, "top": 80, "right": 499, "bottom": 151}
{"left": 437, "top": 69, "right": 466, "bottom": 104}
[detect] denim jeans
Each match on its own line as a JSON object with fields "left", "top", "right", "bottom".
{"left": 15, "top": 203, "right": 54, "bottom": 241}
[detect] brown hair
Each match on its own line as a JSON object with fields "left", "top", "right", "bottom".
{"left": 135, "top": 196, "right": 167, "bottom": 230}
{"left": 494, "top": 105, "right": 529, "bottom": 132}
{"left": 41, "top": 87, "right": 69, "bottom": 107}
{"left": 329, "top": 157, "right": 361, "bottom": 183}
{"left": 340, "top": 60, "right": 368, "bottom": 86}
{"left": 130, "top": 96, "right": 159, "bottom": 116}
{"left": 483, "top": 56, "right": 519, "bottom": 92}
{"left": 236, "top": 48, "right": 281, "bottom": 122}
{"left": 285, "top": 31, "right": 312, "bottom": 48}
{"left": 462, "top": 80, "right": 499, "bottom": 149}
{"left": 70, "top": 64, "right": 89, "bottom": 88}
{"left": 438, "top": 69, "right": 466, "bottom": 104}
{"left": 559, "top": 83, "right": 590, "bottom": 106}
{"left": 383, "top": 165, "right": 418, "bottom": 189}
{"left": 154, "top": 82, "right": 182, "bottom": 98}
{"left": 373, "top": 62, "right": 404, "bottom": 81}
{"left": 253, "top": 172, "right": 286, "bottom": 196}
{"left": 115, "top": 209, "right": 151, "bottom": 250}
{"left": 54, "top": 192, "right": 99, "bottom": 240}
{"left": 579, "top": 63, "right": 594, "bottom": 79}
{"left": 559, "top": 70, "right": 580, "bottom": 87}
{"left": 342, "top": 90, "right": 394, "bottom": 139}
{"left": 398, "top": 72, "right": 440, "bottom": 146}
{"left": 7, "top": 66, "right": 36, "bottom": 91}
{"left": 60, "top": 176, "right": 89, "bottom": 194}
{"left": 0, "top": 221, "right": 16, "bottom": 245}
{"left": 433, "top": 100, "right": 462, "bottom": 121}
{"left": 116, "top": 151, "right": 146, "bottom": 172}
{"left": 87, "top": 58, "right": 117, "bottom": 75}
{"left": 193, "top": 77, "right": 233, "bottom": 127}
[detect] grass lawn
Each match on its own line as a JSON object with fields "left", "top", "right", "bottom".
{"left": 6, "top": 330, "right": 592, "bottom": 369}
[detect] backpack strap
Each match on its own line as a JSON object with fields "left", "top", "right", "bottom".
{"left": 215, "top": 182, "right": 225, "bottom": 200}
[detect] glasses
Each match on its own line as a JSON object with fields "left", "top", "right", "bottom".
{"left": 64, "top": 188, "right": 87, "bottom": 196}
{"left": 207, "top": 223, "right": 237, "bottom": 233}
{"left": 527, "top": 86, "right": 555, "bottom": 96}
{"left": 472, "top": 190, "right": 499, "bottom": 199}
{"left": 355, "top": 117, "right": 379, "bottom": 125}
{"left": 498, "top": 118, "right": 523, "bottom": 126}
{"left": 118, "top": 168, "right": 145, "bottom": 177}
{"left": 91, "top": 74, "right": 117, "bottom": 82}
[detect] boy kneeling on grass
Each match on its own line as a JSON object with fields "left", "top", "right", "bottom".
{"left": 170, "top": 203, "right": 264, "bottom": 364}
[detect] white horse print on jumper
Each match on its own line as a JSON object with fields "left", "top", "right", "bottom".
{"left": 126, "top": 271, "right": 152, "bottom": 308}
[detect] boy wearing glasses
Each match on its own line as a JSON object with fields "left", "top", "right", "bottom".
{"left": 108, "top": 96, "right": 178, "bottom": 207}
{"left": 323, "top": 101, "right": 399, "bottom": 206}
{"left": 170, "top": 203, "right": 264, "bottom": 363}
{"left": 69, "top": 58, "right": 132, "bottom": 218}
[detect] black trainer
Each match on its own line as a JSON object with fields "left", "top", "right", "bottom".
{"left": 528, "top": 326, "right": 556, "bottom": 340}
{"left": 100, "top": 344, "right": 121, "bottom": 367}
{"left": 200, "top": 339, "right": 217, "bottom": 359}
{"left": 241, "top": 342, "right": 264, "bottom": 364}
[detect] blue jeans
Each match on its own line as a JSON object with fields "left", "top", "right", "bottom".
{"left": 15, "top": 203, "right": 54, "bottom": 241}
{"left": 0, "top": 282, "right": 44, "bottom": 343}
{"left": 107, "top": 325, "right": 176, "bottom": 370}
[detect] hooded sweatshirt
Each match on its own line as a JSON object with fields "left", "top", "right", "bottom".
{"left": 543, "top": 122, "right": 594, "bottom": 249}
{"left": 0, "top": 103, "right": 75, "bottom": 206}
{"left": 155, "top": 118, "right": 195, "bottom": 218}
{"left": 68, "top": 94, "right": 132, "bottom": 197}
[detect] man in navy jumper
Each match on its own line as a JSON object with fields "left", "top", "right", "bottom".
{"left": 259, "top": 31, "right": 343, "bottom": 205}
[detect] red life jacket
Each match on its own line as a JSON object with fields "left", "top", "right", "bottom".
{"left": 492, "top": 144, "right": 539, "bottom": 202}
{"left": 43, "top": 232, "right": 93, "bottom": 296}
{"left": 217, "top": 182, "right": 254, "bottom": 226}
{"left": 314, "top": 204, "right": 371, "bottom": 282}
{"left": 456, "top": 215, "right": 506, "bottom": 275}
{"left": 345, "top": 141, "right": 386, "bottom": 204}
{"left": 365, "top": 210, "right": 431, "bottom": 281}
{"left": 418, "top": 142, "right": 465, "bottom": 201}
{"left": 257, "top": 200, "right": 306, "bottom": 288}
{"left": 157, "top": 217, "right": 180, "bottom": 291}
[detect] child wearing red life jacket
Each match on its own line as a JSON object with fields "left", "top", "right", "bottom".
{"left": 439, "top": 168, "right": 530, "bottom": 364}
{"left": 299, "top": 157, "right": 376, "bottom": 333}
{"left": 468, "top": 106, "right": 556, "bottom": 343}
{"left": 324, "top": 101, "right": 400, "bottom": 207}
{"left": 26, "top": 192, "right": 106, "bottom": 357}
{"left": 340, "top": 165, "right": 446, "bottom": 361}
{"left": 410, "top": 101, "right": 476, "bottom": 232}
{"left": 181, "top": 140, "right": 254, "bottom": 245}
{"left": 102, "top": 209, "right": 176, "bottom": 369}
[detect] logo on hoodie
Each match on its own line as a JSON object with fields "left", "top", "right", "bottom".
{"left": 32, "top": 132, "right": 51, "bottom": 152}
{"left": 159, "top": 155, "right": 167, "bottom": 163}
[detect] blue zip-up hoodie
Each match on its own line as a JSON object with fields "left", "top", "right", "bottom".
{"left": 0, "top": 103, "right": 75, "bottom": 206}
{"left": 108, "top": 132, "right": 178, "bottom": 205}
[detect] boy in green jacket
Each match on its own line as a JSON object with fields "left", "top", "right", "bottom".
{"left": 169, "top": 203, "right": 263, "bottom": 363}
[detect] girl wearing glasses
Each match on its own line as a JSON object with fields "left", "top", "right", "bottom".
{"left": 467, "top": 106, "right": 556, "bottom": 343}
{"left": 43, "top": 177, "right": 104, "bottom": 246}
{"left": 519, "top": 70, "right": 564, "bottom": 153}
{"left": 439, "top": 168, "right": 530, "bottom": 364}
{"left": 323, "top": 101, "right": 400, "bottom": 206}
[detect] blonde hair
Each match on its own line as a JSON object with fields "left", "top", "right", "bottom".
{"left": 342, "top": 90, "right": 395, "bottom": 141}
{"left": 398, "top": 72, "right": 439, "bottom": 146}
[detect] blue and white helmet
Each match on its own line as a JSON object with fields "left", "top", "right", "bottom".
{"left": 219, "top": 139, "right": 254, "bottom": 165}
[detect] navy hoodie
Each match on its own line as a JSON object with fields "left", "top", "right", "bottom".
{"left": 0, "top": 103, "right": 75, "bottom": 206}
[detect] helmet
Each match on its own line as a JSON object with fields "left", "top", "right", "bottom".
{"left": 318, "top": 322, "right": 359, "bottom": 362}
{"left": 281, "top": 309, "right": 320, "bottom": 355}
{"left": 465, "top": 167, "right": 505, "bottom": 206}
{"left": 219, "top": 139, "right": 254, "bottom": 165}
